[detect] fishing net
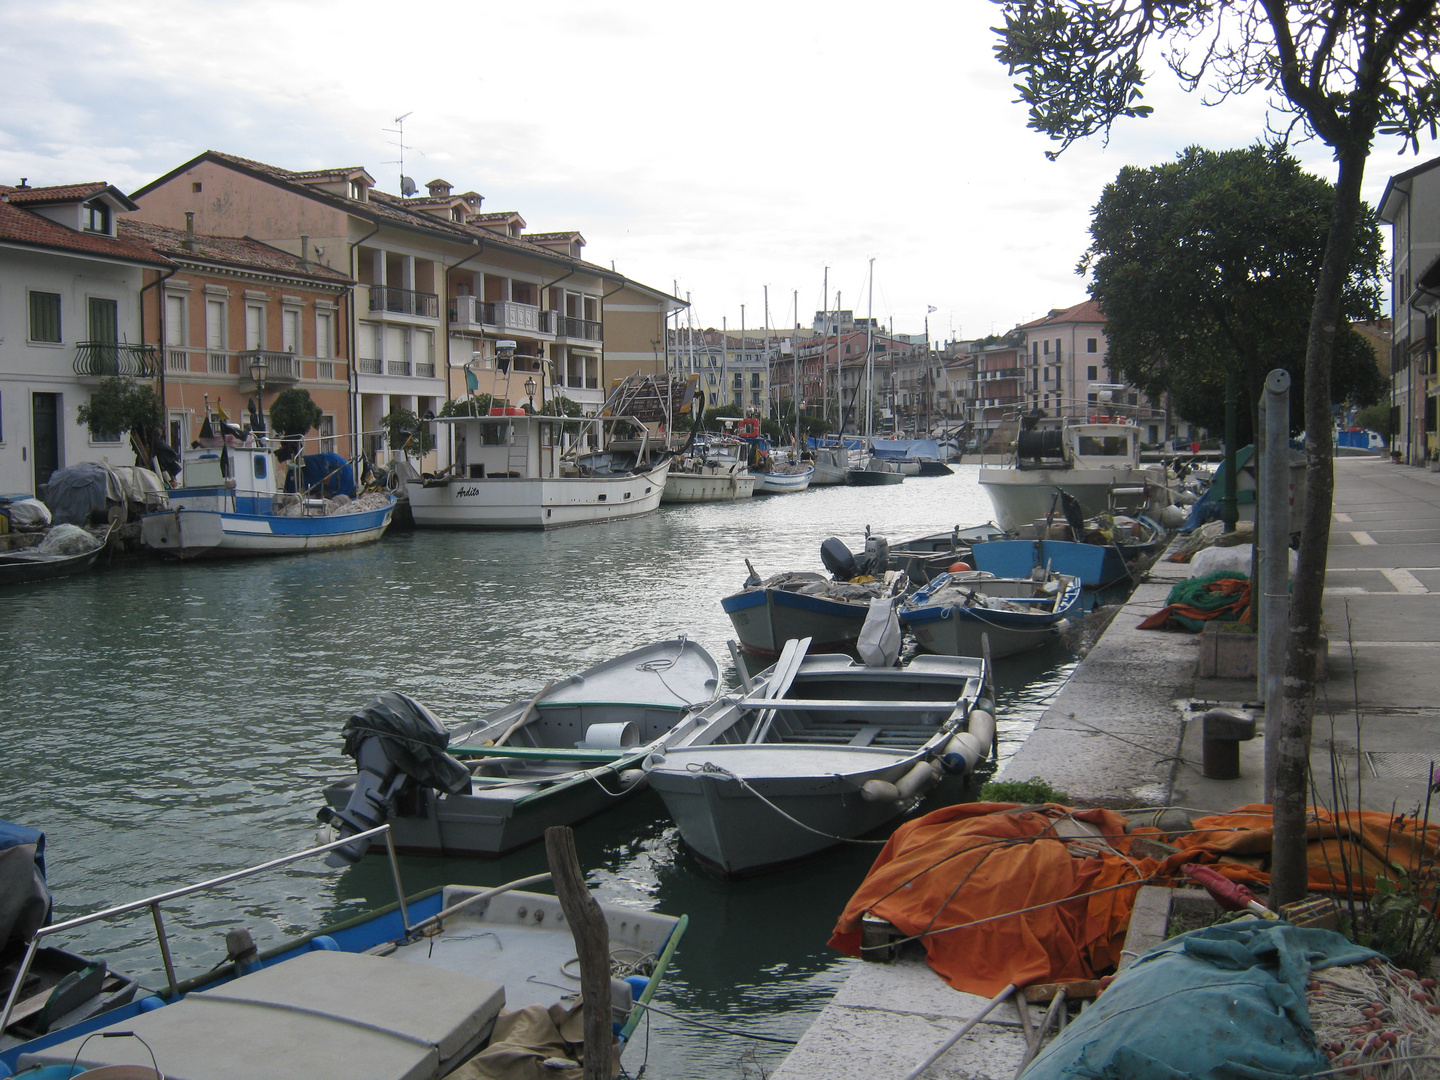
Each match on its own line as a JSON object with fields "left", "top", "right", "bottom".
{"left": 35, "top": 524, "right": 101, "bottom": 555}
{"left": 1309, "top": 958, "right": 1440, "bottom": 1078}
{"left": 1137, "top": 570, "right": 1251, "bottom": 632}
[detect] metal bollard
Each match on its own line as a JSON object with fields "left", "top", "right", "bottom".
{"left": 1201, "top": 708, "right": 1257, "bottom": 780}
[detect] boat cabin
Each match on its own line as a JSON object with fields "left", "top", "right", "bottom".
{"left": 171, "top": 444, "right": 284, "bottom": 515}
{"left": 436, "top": 413, "right": 652, "bottom": 481}
{"left": 1016, "top": 421, "right": 1141, "bottom": 471}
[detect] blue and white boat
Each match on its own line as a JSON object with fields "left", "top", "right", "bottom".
{"left": 1, "top": 826, "right": 685, "bottom": 1080}
{"left": 141, "top": 443, "right": 395, "bottom": 559}
{"left": 899, "top": 570, "right": 1081, "bottom": 659}
{"left": 969, "top": 514, "right": 1164, "bottom": 588}
{"left": 750, "top": 457, "right": 814, "bottom": 495}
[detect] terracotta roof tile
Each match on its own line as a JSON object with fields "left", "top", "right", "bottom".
{"left": 0, "top": 193, "right": 171, "bottom": 266}
{"left": 1, "top": 181, "right": 110, "bottom": 205}
{"left": 117, "top": 220, "right": 351, "bottom": 284}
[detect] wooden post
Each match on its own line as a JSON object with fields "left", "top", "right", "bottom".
{"left": 545, "top": 825, "right": 612, "bottom": 1080}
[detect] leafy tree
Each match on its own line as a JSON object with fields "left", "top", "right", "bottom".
{"left": 995, "top": 0, "right": 1440, "bottom": 906}
{"left": 1354, "top": 403, "right": 1392, "bottom": 439}
{"left": 268, "top": 388, "right": 324, "bottom": 438}
{"left": 76, "top": 376, "right": 164, "bottom": 471}
{"left": 382, "top": 408, "right": 434, "bottom": 458}
{"left": 1083, "top": 144, "right": 1384, "bottom": 437}
{"left": 538, "top": 393, "right": 587, "bottom": 436}
{"left": 440, "top": 394, "right": 496, "bottom": 417}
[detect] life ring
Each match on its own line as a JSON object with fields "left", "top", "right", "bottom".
{"left": 737, "top": 418, "right": 761, "bottom": 438}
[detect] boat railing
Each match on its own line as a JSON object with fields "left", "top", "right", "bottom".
{"left": 0, "top": 824, "right": 406, "bottom": 1029}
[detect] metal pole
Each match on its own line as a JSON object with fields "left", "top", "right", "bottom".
{"left": 1221, "top": 371, "right": 1239, "bottom": 532}
{"left": 1261, "top": 368, "right": 1292, "bottom": 801}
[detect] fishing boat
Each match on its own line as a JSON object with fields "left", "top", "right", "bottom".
{"left": 720, "top": 535, "right": 906, "bottom": 656}
{"left": 887, "top": 523, "right": 1010, "bottom": 585}
{"left": 871, "top": 438, "right": 954, "bottom": 476}
{"left": 661, "top": 438, "right": 756, "bottom": 503}
{"left": 977, "top": 419, "right": 1171, "bottom": 532}
{"left": 2, "top": 827, "right": 685, "bottom": 1079}
{"left": 403, "top": 409, "right": 670, "bottom": 530}
{"left": 0, "top": 526, "right": 108, "bottom": 587}
{"left": 969, "top": 505, "right": 1166, "bottom": 588}
{"left": 319, "top": 638, "right": 722, "bottom": 860}
{"left": 643, "top": 641, "right": 995, "bottom": 876}
{"left": 807, "top": 441, "right": 854, "bottom": 486}
{"left": 140, "top": 441, "right": 396, "bottom": 559}
{"left": 749, "top": 454, "right": 814, "bottom": 494}
{"left": 899, "top": 570, "right": 1081, "bottom": 659}
{"left": 846, "top": 452, "right": 906, "bottom": 486}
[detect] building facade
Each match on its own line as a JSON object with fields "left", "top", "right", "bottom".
{"left": 0, "top": 182, "right": 168, "bottom": 496}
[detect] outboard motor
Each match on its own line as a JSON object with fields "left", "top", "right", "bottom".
{"left": 318, "top": 692, "right": 471, "bottom": 867}
{"left": 857, "top": 534, "right": 890, "bottom": 579}
{"left": 820, "top": 536, "right": 858, "bottom": 580}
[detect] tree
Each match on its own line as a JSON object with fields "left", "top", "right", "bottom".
{"left": 76, "top": 376, "right": 164, "bottom": 471}
{"left": 440, "top": 394, "right": 496, "bottom": 418}
{"left": 995, "top": 0, "right": 1440, "bottom": 907}
{"left": 1083, "top": 143, "right": 1384, "bottom": 438}
{"left": 382, "top": 408, "right": 433, "bottom": 459}
{"left": 267, "top": 388, "right": 324, "bottom": 461}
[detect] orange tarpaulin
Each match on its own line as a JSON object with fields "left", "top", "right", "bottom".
{"left": 829, "top": 804, "right": 1162, "bottom": 997}
{"left": 830, "top": 802, "right": 1440, "bottom": 997}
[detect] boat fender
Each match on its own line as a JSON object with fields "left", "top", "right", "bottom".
{"left": 578, "top": 721, "right": 639, "bottom": 749}
{"left": 625, "top": 974, "right": 650, "bottom": 1000}
{"left": 894, "top": 759, "right": 943, "bottom": 803}
{"left": 941, "top": 709, "right": 996, "bottom": 774}
{"left": 617, "top": 768, "right": 646, "bottom": 788}
{"left": 138, "top": 994, "right": 165, "bottom": 1012}
{"left": 309, "top": 935, "right": 340, "bottom": 952}
{"left": 861, "top": 778, "right": 901, "bottom": 805}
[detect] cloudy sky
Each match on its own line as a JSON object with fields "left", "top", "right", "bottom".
{"left": 3, "top": 0, "right": 1434, "bottom": 341}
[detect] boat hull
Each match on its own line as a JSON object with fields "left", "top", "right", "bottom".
{"left": 139, "top": 500, "right": 395, "bottom": 559}
{"left": 647, "top": 746, "right": 924, "bottom": 876}
{"left": 847, "top": 468, "right": 905, "bottom": 486}
{"left": 721, "top": 587, "right": 872, "bottom": 656}
{"left": 900, "top": 577, "right": 1081, "bottom": 659}
{"left": 0, "top": 544, "right": 105, "bottom": 586}
{"left": 662, "top": 468, "right": 756, "bottom": 503}
{"left": 750, "top": 466, "right": 814, "bottom": 494}
{"left": 977, "top": 467, "right": 1155, "bottom": 532}
{"left": 406, "top": 461, "right": 670, "bottom": 528}
{"left": 969, "top": 537, "right": 1125, "bottom": 587}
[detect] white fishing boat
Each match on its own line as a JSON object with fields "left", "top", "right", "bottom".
{"left": 977, "top": 420, "right": 1170, "bottom": 532}
{"left": 887, "top": 523, "right": 1011, "bottom": 585}
{"left": 662, "top": 438, "right": 756, "bottom": 503}
{"left": 644, "top": 642, "right": 995, "bottom": 876}
{"left": 140, "top": 442, "right": 395, "bottom": 559}
{"left": 319, "top": 638, "right": 722, "bottom": 859}
{"left": 3, "top": 827, "right": 685, "bottom": 1080}
{"left": 402, "top": 410, "right": 670, "bottom": 529}
{"left": 807, "top": 442, "right": 854, "bottom": 486}
{"left": 899, "top": 570, "right": 1081, "bottom": 659}
{"left": 750, "top": 455, "right": 814, "bottom": 494}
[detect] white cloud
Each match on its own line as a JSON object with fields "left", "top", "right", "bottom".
{"left": 0, "top": 0, "right": 1431, "bottom": 337}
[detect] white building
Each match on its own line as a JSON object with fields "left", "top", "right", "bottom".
{"left": 0, "top": 181, "right": 168, "bottom": 497}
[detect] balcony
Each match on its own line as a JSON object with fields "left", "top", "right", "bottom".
{"left": 239, "top": 351, "right": 301, "bottom": 387}
{"left": 369, "top": 286, "right": 439, "bottom": 319}
{"left": 556, "top": 315, "right": 602, "bottom": 342}
{"left": 73, "top": 342, "right": 159, "bottom": 379}
{"left": 449, "top": 296, "right": 552, "bottom": 336}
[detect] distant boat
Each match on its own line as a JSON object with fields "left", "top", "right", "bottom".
{"left": 969, "top": 504, "right": 1166, "bottom": 588}
{"left": 887, "top": 523, "right": 1011, "bottom": 585}
{"left": 403, "top": 410, "right": 669, "bottom": 529}
{"left": 750, "top": 456, "right": 814, "bottom": 494}
{"left": 0, "top": 525, "right": 108, "bottom": 586}
{"left": 846, "top": 453, "right": 906, "bottom": 486}
{"left": 141, "top": 442, "right": 394, "bottom": 559}
{"left": 808, "top": 442, "right": 854, "bottom": 486}
{"left": 662, "top": 437, "right": 756, "bottom": 503}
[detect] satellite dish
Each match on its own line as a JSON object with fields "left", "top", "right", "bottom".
{"left": 400, "top": 176, "right": 417, "bottom": 197}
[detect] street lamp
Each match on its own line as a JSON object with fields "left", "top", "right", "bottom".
{"left": 525, "top": 376, "right": 537, "bottom": 413}
{"left": 249, "top": 354, "right": 269, "bottom": 432}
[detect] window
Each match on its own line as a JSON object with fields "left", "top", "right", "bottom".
{"left": 206, "top": 299, "right": 226, "bottom": 351}
{"left": 191, "top": 182, "right": 202, "bottom": 193}
{"left": 319, "top": 415, "right": 336, "bottom": 454}
{"left": 0, "top": 391, "right": 4, "bottom": 442}
{"left": 1087, "top": 366, "right": 1098, "bottom": 380}
{"left": 282, "top": 308, "right": 301, "bottom": 354}
{"left": 83, "top": 200, "right": 111, "bottom": 234}
{"left": 29, "top": 292, "right": 61, "bottom": 342}
{"left": 1087, "top": 338, "right": 1098, "bottom": 353}
{"left": 165, "top": 294, "right": 187, "bottom": 348}
{"left": 245, "top": 304, "right": 265, "bottom": 351}
{"left": 1043, "top": 340, "right": 1050, "bottom": 355}
{"left": 316, "top": 312, "right": 332, "bottom": 360}
{"left": 88, "top": 297, "right": 118, "bottom": 347}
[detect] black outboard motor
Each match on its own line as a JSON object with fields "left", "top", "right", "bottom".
{"left": 821, "top": 537, "right": 859, "bottom": 580}
{"left": 318, "top": 692, "right": 471, "bottom": 867}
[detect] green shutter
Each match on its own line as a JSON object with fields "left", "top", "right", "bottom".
{"left": 29, "top": 292, "right": 61, "bottom": 343}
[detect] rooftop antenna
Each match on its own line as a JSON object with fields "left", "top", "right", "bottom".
{"left": 384, "top": 111, "right": 416, "bottom": 196}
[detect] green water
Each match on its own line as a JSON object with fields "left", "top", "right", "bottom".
{"left": 0, "top": 466, "right": 1078, "bottom": 1076}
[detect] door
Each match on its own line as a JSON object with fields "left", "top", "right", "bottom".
{"left": 32, "top": 392, "right": 61, "bottom": 494}
{"left": 88, "top": 297, "right": 119, "bottom": 374}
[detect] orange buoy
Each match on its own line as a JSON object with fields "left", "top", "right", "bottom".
{"left": 948, "top": 561, "right": 972, "bottom": 573}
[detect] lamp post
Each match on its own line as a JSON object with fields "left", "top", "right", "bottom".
{"left": 249, "top": 355, "right": 269, "bottom": 433}
{"left": 525, "top": 376, "right": 537, "bottom": 414}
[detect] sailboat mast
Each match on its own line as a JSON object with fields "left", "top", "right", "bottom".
{"left": 865, "top": 258, "right": 875, "bottom": 440}
{"left": 793, "top": 289, "right": 801, "bottom": 449}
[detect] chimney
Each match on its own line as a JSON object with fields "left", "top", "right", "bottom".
{"left": 183, "top": 211, "right": 195, "bottom": 250}
{"left": 426, "top": 178, "right": 453, "bottom": 198}
{"left": 17, "top": 178, "right": 28, "bottom": 189}
{"left": 299, "top": 234, "right": 309, "bottom": 267}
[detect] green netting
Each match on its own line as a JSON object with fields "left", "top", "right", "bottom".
{"left": 1163, "top": 570, "right": 1251, "bottom": 632}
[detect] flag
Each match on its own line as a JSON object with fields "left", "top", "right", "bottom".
{"left": 216, "top": 402, "right": 230, "bottom": 423}
{"left": 927, "top": 306, "right": 938, "bottom": 314}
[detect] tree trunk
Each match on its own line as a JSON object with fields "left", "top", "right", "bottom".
{"left": 1270, "top": 144, "right": 1369, "bottom": 908}
{"left": 544, "top": 826, "right": 613, "bottom": 1080}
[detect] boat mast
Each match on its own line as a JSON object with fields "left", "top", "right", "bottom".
{"left": 865, "top": 258, "right": 875, "bottom": 442}
{"left": 793, "top": 289, "right": 801, "bottom": 451}
{"left": 820, "top": 266, "right": 829, "bottom": 426}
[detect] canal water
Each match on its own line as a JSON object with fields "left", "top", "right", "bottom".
{"left": 0, "top": 465, "right": 1080, "bottom": 1077}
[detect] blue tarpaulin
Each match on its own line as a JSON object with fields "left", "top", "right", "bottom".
{"left": 284, "top": 453, "right": 356, "bottom": 498}
{"left": 1022, "top": 922, "right": 1379, "bottom": 1080}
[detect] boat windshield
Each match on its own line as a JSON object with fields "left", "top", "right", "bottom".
{"left": 1075, "top": 435, "right": 1132, "bottom": 458}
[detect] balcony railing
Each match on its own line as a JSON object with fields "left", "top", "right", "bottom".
{"left": 557, "top": 316, "right": 602, "bottom": 342}
{"left": 73, "top": 342, "right": 159, "bottom": 378}
{"left": 450, "top": 296, "right": 554, "bottom": 335}
{"left": 369, "top": 286, "right": 439, "bottom": 319}
{"left": 239, "top": 351, "right": 300, "bottom": 384}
